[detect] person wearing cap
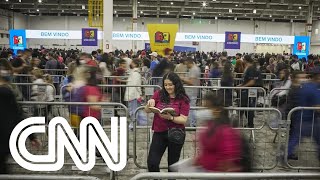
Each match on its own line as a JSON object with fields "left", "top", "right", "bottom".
{"left": 149, "top": 52, "right": 159, "bottom": 73}
{"left": 287, "top": 68, "right": 320, "bottom": 160}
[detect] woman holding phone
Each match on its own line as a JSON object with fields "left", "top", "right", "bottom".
{"left": 145, "top": 72, "right": 190, "bottom": 173}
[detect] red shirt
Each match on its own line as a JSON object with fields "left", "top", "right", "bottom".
{"left": 87, "top": 59, "right": 98, "bottom": 67}
{"left": 196, "top": 121, "right": 242, "bottom": 172}
{"left": 82, "top": 86, "right": 102, "bottom": 119}
{"left": 151, "top": 90, "right": 190, "bottom": 132}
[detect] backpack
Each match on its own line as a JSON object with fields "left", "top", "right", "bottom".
{"left": 207, "top": 123, "right": 252, "bottom": 172}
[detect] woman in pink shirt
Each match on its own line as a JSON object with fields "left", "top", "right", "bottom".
{"left": 145, "top": 72, "right": 190, "bottom": 173}
{"left": 195, "top": 92, "right": 243, "bottom": 172}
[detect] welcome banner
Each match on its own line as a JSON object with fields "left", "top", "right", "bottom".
{"left": 224, "top": 31, "right": 241, "bottom": 49}
{"left": 147, "top": 24, "right": 178, "bottom": 56}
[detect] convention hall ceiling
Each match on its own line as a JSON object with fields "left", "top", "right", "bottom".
{"left": 1, "top": 0, "right": 320, "bottom": 22}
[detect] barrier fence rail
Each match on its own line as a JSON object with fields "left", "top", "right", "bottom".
{"left": 0, "top": 175, "right": 101, "bottom": 180}
{"left": 12, "top": 83, "right": 57, "bottom": 101}
{"left": 133, "top": 106, "right": 282, "bottom": 171}
{"left": 285, "top": 107, "right": 320, "bottom": 170}
{"left": 60, "top": 84, "right": 162, "bottom": 103}
{"left": 130, "top": 172, "right": 320, "bottom": 180}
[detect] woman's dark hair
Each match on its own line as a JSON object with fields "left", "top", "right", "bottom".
{"left": 143, "top": 58, "right": 151, "bottom": 68}
{"left": 222, "top": 62, "right": 233, "bottom": 81}
{"left": 0, "top": 58, "right": 13, "bottom": 71}
{"left": 160, "top": 72, "right": 189, "bottom": 104}
{"left": 204, "top": 92, "right": 230, "bottom": 125}
{"left": 86, "top": 66, "right": 98, "bottom": 86}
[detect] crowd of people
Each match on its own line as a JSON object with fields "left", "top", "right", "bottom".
{"left": 0, "top": 46, "right": 320, "bottom": 174}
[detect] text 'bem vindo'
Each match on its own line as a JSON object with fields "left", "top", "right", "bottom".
{"left": 9, "top": 117, "right": 127, "bottom": 172}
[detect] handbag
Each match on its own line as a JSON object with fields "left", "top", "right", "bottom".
{"left": 167, "top": 127, "right": 186, "bottom": 145}
{"left": 166, "top": 102, "right": 185, "bottom": 145}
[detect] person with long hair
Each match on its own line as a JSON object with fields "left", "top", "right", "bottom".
{"left": 171, "top": 92, "right": 246, "bottom": 172}
{"left": 145, "top": 72, "right": 190, "bottom": 173}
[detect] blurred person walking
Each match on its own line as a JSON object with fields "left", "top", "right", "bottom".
{"left": 0, "top": 58, "right": 40, "bottom": 174}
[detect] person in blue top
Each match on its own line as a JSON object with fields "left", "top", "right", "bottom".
{"left": 287, "top": 67, "right": 320, "bottom": 160}
{"left": 149, "top": 52, "right": 159, "bottom": 73}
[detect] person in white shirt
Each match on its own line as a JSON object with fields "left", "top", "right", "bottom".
{"left": 124, "top": 59, "right": 147, "bottom": 130}
{"left": 291, "top": 55, "right": 300, "bottom": 71}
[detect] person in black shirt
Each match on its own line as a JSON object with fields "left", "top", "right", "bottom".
{"left": 238, "top": 55, "right": 262, "bottom": 128}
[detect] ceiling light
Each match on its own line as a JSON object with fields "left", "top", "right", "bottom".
{"left": 138, "top": 1, "right": 140, "bottom": 3}
{"left": 202, "top": 2, "right": 206, "bottom": 7}
{"left": 38, "top": 0, "right": 41, "bottom": 3}
{"left": 62, "top": 9, "right": 64, "bottom": 12}
{"left": 229, "top": 9, "right": 232, "bottom": 13}
{"left": 235, "top": 4, "right": 238, "bottom": 7}
{"left": 140, "top": 11, "right": 143, "bottom": 14}
{"left": 295, "top": 16, "right": 297, "bottom": 18}
{"left": 114, "top": 10, "right": 117, "bottom": 13}
{"left": 19, "top": 0, "right": 21, "bottom": 2}
{"left": 215, "top": 16, "right": 218, "bottom": 19}
{"left": 171, "top": 2, "right": 173, "bottom": 5}
{"left": 82, "top": 5, "right": 85, "bottom": 9}
{"left": 166, "top": 11, "right": 169, "bottom": 14}
{"left": 244, "top": 14, "right": 247, "bottom": 16}
{"left": 212, "top": 0, "right": 216, "bottom": 1}
{"left": 253, "top": 9, "right": 256, "bottom": 13}
{"left": 269, "top": 15, "right": 272, "bottom": 17}
{"left": 249, "top": 0, "right": 253, "bottom": 2}
{"left": 234, "top": 17, "right": 237, "bottom": 20}
{"left": 5, "top": 0, "right": 8, "bottom": 2}
{"left": 193, "top": 12, "right": 196, "bottom": 15}
{"left": 299, "top": 6, "right": 302, "bottom": 9}
{"left": 36, "top": 9, "right": 39, "bottom": 12}
{"left": 219, "top": 13, "right": 221, "bottom": 15}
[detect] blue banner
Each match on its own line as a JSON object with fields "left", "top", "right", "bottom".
{"left": 224, "top": 32, "right": 241, "bottom": 49}
{"left": 82, "top": 28, "right": 98, "bottom": 46}
{"left": 293, "top": 36, "right": 310, "bottom": 59}
{"left": 9, "top": 29, "right": 27, "bottom": 54}
{"left": 145, "top": 43, "right": 196, "bottom": 52}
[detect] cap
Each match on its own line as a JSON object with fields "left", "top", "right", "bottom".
{"left": 149, "top": 52, "right": 158, "bottom": 57}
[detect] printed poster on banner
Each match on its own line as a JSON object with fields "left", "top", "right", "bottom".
{"left": 147, "top": 24, "right": 178, "bottom": 56}
{"left": 82, "top": 28, "right": 98, "bottom": 46}
{"left": 9, "top": 29, "right": 27, "bottom": 54}
{"left": 224, "top": 32, "right": 241, "bottom": 49}
{"left": 293, "top": 36, "right": 310, "bottom": 59}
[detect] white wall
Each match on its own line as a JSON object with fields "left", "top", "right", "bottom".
{"left": 0, "top": 11, "right": 28, "bottom": 48}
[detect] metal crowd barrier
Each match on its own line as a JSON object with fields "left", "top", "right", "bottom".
{"left": 16, "top": 101, "right": 129, "bottom": 171}
{"left": 132, "top": 106, "right": 281, "bottom": 171}
{"left": 285, "top": 107, "right": 320, "bottom": 170}
{"left": 103, "top": 76, "right": 147, "bottom": 85}
{"left": 183, "top": 86, "right": 267, "bottom": 110}
{"left": 42, "top": 69, "right": 68, "bottom": 75}
{"left": 60, "top": 84, "right": 161, "bottom": 103}
{"left": 13, "top": 83, "right": 57, "bottom": 101}
{"left": 130, "top": 172, "right": 320, "bottom": 180}
{"left": 234, "top": 73, "right": 278, "bottom": 79}
{"left": 0, "top": 175, "right": 101, "bottom": 180}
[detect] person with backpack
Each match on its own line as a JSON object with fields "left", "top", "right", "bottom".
{"left": 170, "top": 92, "right": 252, "bottom": 172}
